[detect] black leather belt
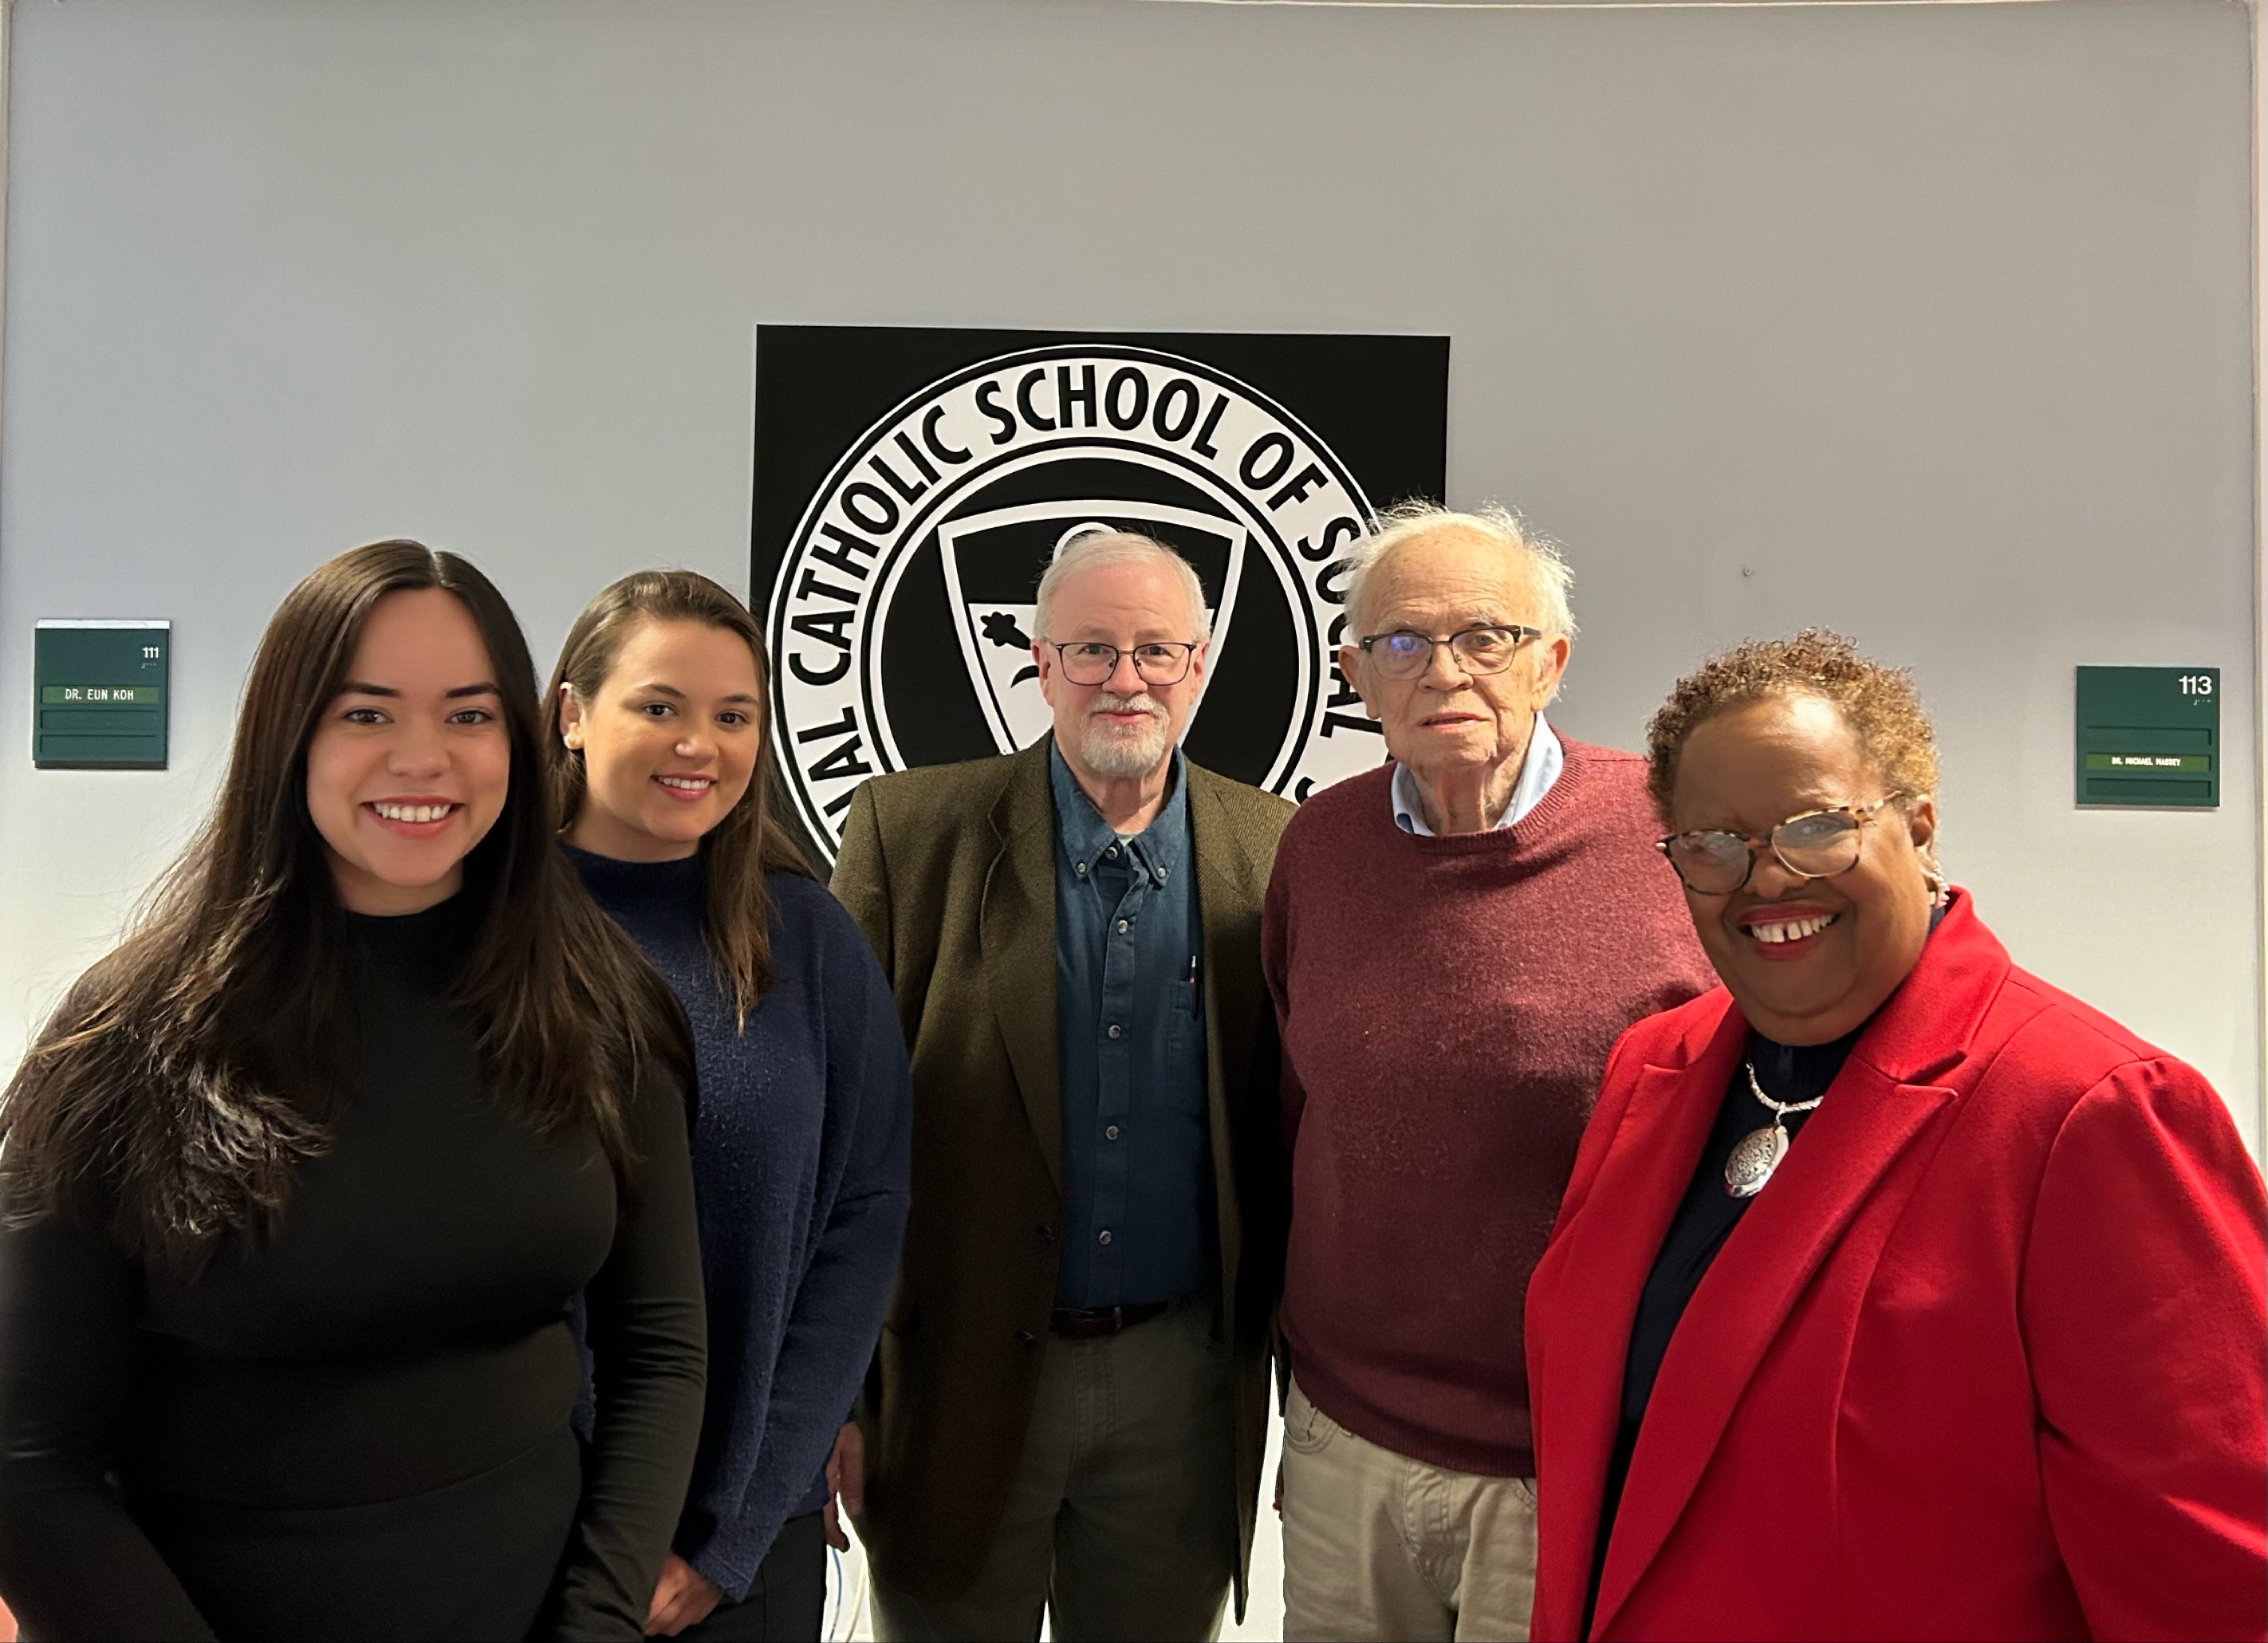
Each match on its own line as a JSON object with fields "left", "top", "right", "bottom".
{"left": 1049, "top": 1303, "right": 1169, "bottom": 1339}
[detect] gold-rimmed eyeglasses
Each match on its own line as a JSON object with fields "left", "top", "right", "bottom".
{"left": 1657, "top": 793, "right": 1910, "bottom": 895}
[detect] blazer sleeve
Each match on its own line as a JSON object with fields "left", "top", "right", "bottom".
{"left": 1260, "top": 839, "right": 1304, "bottom": 1161}
{"left": 0, "top": 1212, "right": 216, "bottom": 1642}
{"left": 830, "top": 781, "right": 895, "bottom": 981}
{"left": 546, "top": 1071, "right": 708, "bottom": 1642}
{"left": 2020, "top": 1057, "right": 2268, "bottom": 1643}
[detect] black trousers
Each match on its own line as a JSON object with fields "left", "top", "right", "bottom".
{"left": 676, "top": 1510, "right": 830, "bottom": 1642}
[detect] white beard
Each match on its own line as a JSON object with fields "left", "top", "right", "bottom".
{"left": 1078, "top": 693, "right": 1172, "bottom": 778}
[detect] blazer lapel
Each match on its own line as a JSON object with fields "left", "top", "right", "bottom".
{"left": 1591, "top": 1049, "right": 1958, "bottom": 1637}
{"left": 980, "top": 741, "right": 1063, "bottom": 1192}
{"left": 1542, "top": 1004, "right": 1745, "bottom": 1611}
{"left": 1188, "top": 767, "right": 1263, "bottom": 1288}
{"left": 1190, "top": 771, "right": 1264, "bottom": 1103}
{"left": 1570, "top": 892, "right": 2008, "bottom": 1636}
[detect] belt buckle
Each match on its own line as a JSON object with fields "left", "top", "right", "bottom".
{"left": 1052, "top": 1305, "right": 1126, "bottom": 1339}
{"left": 1052, "top": 1301, "right": 1172, "bottom": 1339}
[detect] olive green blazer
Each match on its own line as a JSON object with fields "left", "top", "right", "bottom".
{"left": 830, "top": 736, "right": 1292, "bottom": 1615}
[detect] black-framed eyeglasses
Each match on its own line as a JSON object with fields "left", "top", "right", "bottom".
{"left": 1657, "top": 793, "right": 1910, "bottom": 895}
{"left": 1047, "top": 640, "right": 1202, "bottom": 687}
{"left": 1357, "top": 625, "right": 1544, "bottom": 681}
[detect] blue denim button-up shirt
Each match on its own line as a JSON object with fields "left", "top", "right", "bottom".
{"left": 1048, "top": 741, "right": 1211, "bottom": 1309}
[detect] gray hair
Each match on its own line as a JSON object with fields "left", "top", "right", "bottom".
{"left": 1033, "top": 530, "right": 1212, "bottom": 643}
{"left": 1342, "top": 501, "right": 1576, "bottom": 640}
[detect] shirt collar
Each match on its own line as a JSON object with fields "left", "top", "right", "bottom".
{"left": 1391, "top": 715, "right": 1564, "bottom": 836}
{"left": 1050, "top": 739, "right": 1190, "bottom": 882}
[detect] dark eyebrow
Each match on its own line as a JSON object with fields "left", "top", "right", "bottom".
{"left": 632, "top": 682, "right": 761, "bottom": 706}
{"left": 334, "top": 681, "right": 498, "bottom": 700}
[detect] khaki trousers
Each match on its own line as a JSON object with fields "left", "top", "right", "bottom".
{"left": 1280, "top": 1377, "right": 1538, "bottom": 1642}
{"left": 870, "top": 1299, "right": 1236, "bottom": 1643}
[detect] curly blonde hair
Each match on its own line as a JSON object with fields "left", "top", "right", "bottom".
{"left": 1646, "top": 629, "right": 1939, "bottom": 823}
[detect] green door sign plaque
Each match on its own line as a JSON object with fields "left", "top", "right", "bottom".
{"left": 2074, "top": 665, "right": 2216, "bottom": 808}
{"left": 33, "top": 619, "right": 170, "bottom": 769}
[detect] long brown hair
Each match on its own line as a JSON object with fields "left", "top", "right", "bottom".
{"left": 544, "top": 570, "right": 813, "bottom": 1022}
{"left": 0, "top": 541, "right": 691, "bottom": 1267}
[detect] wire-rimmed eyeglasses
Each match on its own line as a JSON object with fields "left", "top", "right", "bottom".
{"left": 1656, "top": 793, "right": 1910, "bottom": 895}
{"left": 1357, "top": 625, "right": 1544, "bottom": 681}
{"left": 1047, "top": 640, "right": 1202, "bottom": 688}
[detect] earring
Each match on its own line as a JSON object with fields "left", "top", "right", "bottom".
{"left": 1922, "top": 865, "right": 1950, "bottom": 909}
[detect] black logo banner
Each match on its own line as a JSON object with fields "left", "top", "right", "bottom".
{"left": 753, "top": 325, "right": 1449, "bottom": 863}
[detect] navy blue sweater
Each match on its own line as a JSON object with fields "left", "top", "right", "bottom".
{"left": 569, "top": 849, "right": 910, "bottom": 1602}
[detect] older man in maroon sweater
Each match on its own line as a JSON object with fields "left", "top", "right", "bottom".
{"left": 1263, "top": 503, "right": 1712, "bottom": 1642}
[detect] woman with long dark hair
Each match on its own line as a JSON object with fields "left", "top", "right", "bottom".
{"left": 0, "top": 541, "right": 706, "bottom": 1642}
{"left": 547, "top": 571, "right": 908, "bottom": 1641}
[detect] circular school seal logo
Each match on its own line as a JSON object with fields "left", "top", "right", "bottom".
{"left": 766, "top": 343, "right": 1384, "bottom": 861}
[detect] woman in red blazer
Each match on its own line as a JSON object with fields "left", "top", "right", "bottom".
{"left": 1525, "top": 631, "right": 2266, "bottom": 1643}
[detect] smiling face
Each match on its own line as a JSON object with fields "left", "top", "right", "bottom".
{"left": 1035, "top": 555, "right": 1208, "bottom": 784}
{"left": 1670, "top": 693, "right": 1938, "bottom": 1045}
{"left": 1342, "top": 527, "right": 1570, "bottom": 799}
{"left": 558, "top": 617, "right": 763, "bottom": 862}
{"left": 304, "top": 586, "right": 512, "bottom": 916}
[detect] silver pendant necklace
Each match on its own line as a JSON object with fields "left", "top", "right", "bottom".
{"left": 1724, "top": 1061, "right": 1824, "bottom": 1199}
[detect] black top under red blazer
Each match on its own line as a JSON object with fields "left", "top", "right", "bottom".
{"left": 1526, "top": 892, "right": 2267, "bottom": 1642}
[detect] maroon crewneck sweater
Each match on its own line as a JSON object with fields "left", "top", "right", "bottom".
{"left": 1264, "top": 739, "right": 1714, "bottom": 1477}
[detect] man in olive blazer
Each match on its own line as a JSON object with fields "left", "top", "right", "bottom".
{"left": 830, "top": 533, "right": 1292, "bottom": 1642}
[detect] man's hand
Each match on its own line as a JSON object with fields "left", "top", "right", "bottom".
{"left": 645, "top": 1552, "right": 723, "bottom": 1636}
{"left": 824, "top": 1421, "right": 866, "bottom": 1552}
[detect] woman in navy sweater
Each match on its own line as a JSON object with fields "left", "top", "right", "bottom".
{"left": 546, "top": 571, "right": 911, "bottom": 1641}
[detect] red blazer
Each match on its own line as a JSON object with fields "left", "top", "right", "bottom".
{"left": 1526, "top": 893, "right": 2267, "bottom": 1642}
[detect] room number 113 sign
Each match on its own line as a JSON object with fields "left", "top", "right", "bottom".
{"left": 2074, "top": 666, "right": 2218, "bottom": 808}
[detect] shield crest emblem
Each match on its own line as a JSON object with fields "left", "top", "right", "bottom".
{"left": 937, "top": 502, "right": 1248, "bottom": 754}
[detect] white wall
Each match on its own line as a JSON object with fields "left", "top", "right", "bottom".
{"left": 5, "top": 0, "right": 2252, "bottom": 1150}
{"left": 0, "top": 0, "right": 2256, "bottom": 1086}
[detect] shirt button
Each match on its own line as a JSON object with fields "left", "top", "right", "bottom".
{"left": 1106, "top": 1125, "right": 1120, "bottom": 1141}
{"left": 1157, "top": 866, "right": 1168, "bottom": 880}
{"left": 1107, "top": 1024, "right": 1122, "bottom": 1039}
{"left": 1016, "top": 1329, "right": 1038, "bottom": 1346}
{"left": 1106, "top": 844, "right": 1119, "bottom": 859}
{"left": 1115, "top": 919, "right": 1130, "bottom": 934}
{"left": 1036, "top": 1222, "right": 1057, "bottom": 1244}
{"left": 1076, "top": 862, "right": 1088, "bottom": 877}
{"left": 1098, "top": 1229, "right": 1113, "bottom": 1246}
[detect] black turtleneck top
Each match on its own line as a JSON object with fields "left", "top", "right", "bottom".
{"left": 0, "top": 896, "right": 706, "bottom": 1642}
